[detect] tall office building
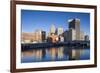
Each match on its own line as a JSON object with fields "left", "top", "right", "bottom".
{"left": 56, "top": 27, "right": 63, "bottom": 36}
{"left": 85, "top": 35, "right": 89, "bottom": 41}
{"left": 35, "top": 30, "right": 46, "bottom": 42}
{"left": 69, "top": 49, "right": 82, "bottom": 60}
{"left": 63, "top": 30, "right": 69, "bottom": 42}
{"left": 35, "top": 30, "right": 41, "bottom": 42}
{"left": 68, "top": 28, "right": 76, "bottom": 41}
{"left": 63, "top": 29, "right": 76, "bottom": 41}
{"left": 68, "top": 18, "right": 80, "bottom": 40}
{"left": 41, "top": 31, "right": 46, "bottom": 42}
{"left": 50, "top": 24, "right": 56, "bottom": 34}
{"left": 80, "top": 31, "right": 85, "bottom": 40}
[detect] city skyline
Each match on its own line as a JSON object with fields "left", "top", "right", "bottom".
{"left": 21, "top": 10, "right": 90, "bottom": 35}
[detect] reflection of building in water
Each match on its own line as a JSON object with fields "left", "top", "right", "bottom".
{"left": 34, "top": 49, "right": 42, "bottom": 61}
{"left": 49, "top": 48, "right": 57, "bottom": 60}
{"left": 68, "top": 49, "right": 83, "bottom": 60}
{"left": 21, "top": 47, "right": 87, "bottom": 62}
{"left": 22, "top": 49, "right": 43, "bottom": 61}
{"left": 57, "top": 47, "right": 64, "bottom": 59}
{"left": 21, "top": 50, "right": 33, "bottom": 57}
{"left": 45, "top": 47, "right": 64, "bottom": 60}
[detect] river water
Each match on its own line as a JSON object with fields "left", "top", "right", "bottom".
{"left": 21, "top": 46, "right": 90, "bottom": 63}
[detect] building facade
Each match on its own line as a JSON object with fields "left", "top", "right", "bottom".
{"left": 21, "top": 30, "right": 46, "bottom": 43}
{"left": 50, "top": 24, "right": 56, "bottom": 34}
{"left": 63, "top": 29, "right": 76, "bottom": 41}
{"left": 21, "top": 32, "right": 35, "bottom": 43}
{"left": 47, "top": 33, "right": 59, "bottom": 43}
{"left": 68, "top": 28, "right": 76, "bottom": 41}
{"left": 85, "top": 35, "right": 89, "bottom": 41}
{"left": 63, "top": 30, "right": 69, "bottom": 42}
{"left": 35, "top": 30, "right": 46, "bottom": 42}
{"left": 56, "top": 27, "right": 63, "bottom": 36}
{"left": 68, "top": 18, "right": 80, "bottom": 40}
{"left": 80, "top": 31, "right": 85, "bottom": 41}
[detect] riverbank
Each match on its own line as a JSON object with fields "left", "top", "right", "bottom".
{"left": 22, "top": 41, "right": 90, "bottom": 51}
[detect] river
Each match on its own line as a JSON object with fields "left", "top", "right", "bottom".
{"left": 21, "top": 46, "right": 90, "bottom": 63}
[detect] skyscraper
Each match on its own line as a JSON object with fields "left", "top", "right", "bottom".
{"left": 41, "top": 31, "right": 46, "bottom": 42}
{"left": 56, "top": 27, "right": 63, "bottom": 36}
{"left": 63, "top": 29, "right": 76, "bottom": 41}
{"left": 63, "top": 30, "right": 69, "bottom": 42}
{"left": 68, "top": 28, "right": 76, "bottom": 41}
{"left": 50, "top": 24, "right": 56, "bottom": 34}
{"left": 68, "top": 18, "right": 80, "bottom": 40}
{"left": 35, "top": 30, "right": 46, "bottom": 42}
{"left": 85, "top": 35, "right": 89, "bottom": 41}
{"left": 80, "top": 31, "right": 85, "bottom": 40}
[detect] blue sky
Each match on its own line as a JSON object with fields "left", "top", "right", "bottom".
{"left": 21, "top": 10, "right": 90, "bottom": 35}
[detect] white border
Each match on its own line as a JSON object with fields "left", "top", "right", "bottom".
{"left": 16, "top": 5, "right": 95, "bottom": 69}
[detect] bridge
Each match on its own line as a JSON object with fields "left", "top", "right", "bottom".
{"left": 21, "top": 41, "right": 90, "bottom": 51}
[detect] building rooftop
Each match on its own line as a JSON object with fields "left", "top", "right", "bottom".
{"left": 68, "top": 18, "right": 80, "bottom": 23}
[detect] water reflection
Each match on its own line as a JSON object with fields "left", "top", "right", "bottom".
{"left": 21, "top": 47, "right": 90, "bottom": 63}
